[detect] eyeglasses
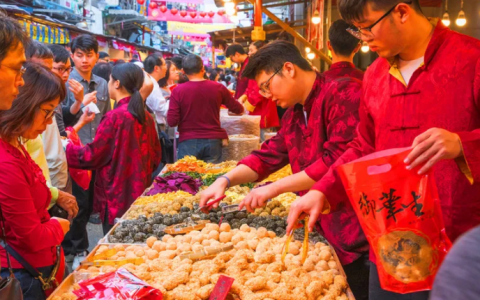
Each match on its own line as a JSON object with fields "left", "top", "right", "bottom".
{"left": 346, "top": 1, "right": 413, "bottom": 40}
{"left": 52, "top": 66, "right": 73, "bottom": 75}
{"left": 1, "top": 64, "right": 26, "bottom": 78}
{"left": 259, "top": 67, "right": 282, "bottom": 98}
{"left": 41, "top": 108, "right": 55, "bottom": 121}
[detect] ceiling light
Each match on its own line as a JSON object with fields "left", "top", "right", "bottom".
{"left": 361, "top": 42, "right": 369, "bottom": 53}
{"left": 311, "top": 10, "right": 321, "bottom": 25}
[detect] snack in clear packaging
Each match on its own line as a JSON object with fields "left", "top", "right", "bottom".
{"left": 73, "top": 268, "right": 163, "bottom": 299}
{"left": 179, "top": 244, "right": 234, "bottom": 261}
{"left": 221, "top": 204, "right": 247, "bottom": 214}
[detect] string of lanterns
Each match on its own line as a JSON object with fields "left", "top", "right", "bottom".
{"left": 139, "top": 0, "right": 226, "bottom": 19}
{"left": 441, "top": 0, "right": 466, "bottom": 27}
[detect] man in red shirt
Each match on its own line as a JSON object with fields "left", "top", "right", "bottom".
{"left": 226, "top": 44, "right": 280, "bottom": 138}
{"left": 200, "top": 40, "right": 369, "bottom": 299}
{"left": 288, "top": 1, "right": 480, "bottom": 299}
{"left": 167, "top": 54, "right": 244, "bottom": 163}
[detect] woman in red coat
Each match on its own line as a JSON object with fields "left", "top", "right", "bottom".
{"left": 0, "top": 63, "right": 70, "bottom": 300}
{"left": 66, "top": 63, "right": 161, "bottom": 234}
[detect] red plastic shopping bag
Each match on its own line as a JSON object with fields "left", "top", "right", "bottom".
{"left": 337, "top": 148, "right": 451, "bottom": 294}
{"left": 73, "top": 268, "right": 163, "bottom": 300}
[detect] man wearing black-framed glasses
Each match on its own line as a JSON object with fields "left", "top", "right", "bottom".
{"left": 200, "top": 40, "right": 369, "bottom": 299}
{"left": 0, "top": 12, "right": 29, "bottom": 110}
{"left": 288, "top": 1, "right": 480, "bottom": 299}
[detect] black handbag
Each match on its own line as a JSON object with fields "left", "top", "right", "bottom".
{"left": 0, "top": 206, "right": 23, "bottom": 300}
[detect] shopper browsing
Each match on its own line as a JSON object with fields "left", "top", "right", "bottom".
{"left": 0, "top": 11, "right": 29, "bottom": 111}
{"left": 61, "top": 34, "right": 110, "bottom": 269}
{"left": 65, "top": 63, "right": 161, "bottom": 236}
{"left": 0, "top": 63, "right": 70, "bottom": 300}
{"left": 167, "top": 54, "right": 244, "bottom": 163}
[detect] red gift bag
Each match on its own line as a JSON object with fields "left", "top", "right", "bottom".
{"left": 73, "top": 268, "right": 163, "bottom": 300}
{"left": 337, "top": 148, "right": 451, "bottom": 294}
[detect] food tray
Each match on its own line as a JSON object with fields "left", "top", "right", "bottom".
{"left": 120, "top": 205, "right": 146, "bottom": 220}
{"left": 47, "top": 272, "right": 76, "bottom": 300}
{"left": 330, "top": 245, "right": 356, "bottom": 300}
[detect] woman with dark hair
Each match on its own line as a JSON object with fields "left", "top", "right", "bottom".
{"left": 158, "top": 60, "right": 179, "bottom": 98}
{"left": 0, "top": 63, "right": 70, "bottom": 300}
{"left": 92, "top": 62, "right": 112, "bottom": 83}
{"left": 93, "top": 62, "right": 114, "bottom": 109}
{"left": 248, "top": 40, "right": 266, "bottom": 55}
{"left": 209, "top": 71, "right": 219, "bottom": 82}
{"left": 65, "top": 63, "right": 161, "bottom": 234}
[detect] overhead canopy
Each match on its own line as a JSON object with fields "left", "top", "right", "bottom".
{"left": 221, "top": 0, "right": 442, "bottom": 9}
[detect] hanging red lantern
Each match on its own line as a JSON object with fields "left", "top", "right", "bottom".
{"left": 200, "top": 12, "right": 206, "bottom": 17}
{"left": 217, "top": 10, "right": 225, "bottom": 16}
{"left": 180, "top": 10, "right": 187, "bottom": 17}
{"left": 170, "top": 7, "right": 178, "bottom": 15}
{"left": 208, "top": 11, "right": 215, "bottom": 18}
{"left": 189, "top": 11, "right": 197, "bottom": 18}
{"left": 160, "top": 5, "right": 167, "bottom": 13}
{"left": 149, "top": 1, "right": 158, "bottom": 9}
{"left": 137, "top": 0, "right": 145, "bottom": 5}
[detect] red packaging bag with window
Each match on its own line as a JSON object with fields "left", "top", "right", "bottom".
{"left": 73, "top": 268, "right": 163, "bottom": 300}
{"left": 337, "top": 147, "right": 451, "bottom": 294}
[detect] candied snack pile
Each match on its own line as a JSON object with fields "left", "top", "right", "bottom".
{"left": 134, "top": 191, "right": 193, "bottom": 205}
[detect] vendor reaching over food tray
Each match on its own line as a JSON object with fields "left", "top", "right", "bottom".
{"left": 200, "top": 36, "right": 370, "bottom": 299}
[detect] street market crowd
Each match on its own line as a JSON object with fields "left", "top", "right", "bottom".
{"left": 0, "top": 0, "right": 480, "bottom": 299}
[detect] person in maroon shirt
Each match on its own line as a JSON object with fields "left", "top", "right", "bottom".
{"left": 66, "top": 63, "right": 161, "bottom": 235}
{"left": 167, "top": 54, "right": 244, "bottom": 163}
{"left": 0, "top": 63, "right": 70, "bottom": 300}
{"left": 200, "top": 40, "right": 369, "bottom": 299}
{"left": 288, "top": 1, "right": 480, "bottom": 299}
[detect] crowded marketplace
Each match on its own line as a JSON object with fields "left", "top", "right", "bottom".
{"left": 0, "top": 0, "right": 479, "bottom": 299}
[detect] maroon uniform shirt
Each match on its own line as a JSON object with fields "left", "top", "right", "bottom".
{"left": 66, "top": 97, "right": 161, "bottom": 225}
{"left": 312, "top": 20, "right": 480, "bottom": 263}
{"left": 167, "top": 80, "right": 244, "bottom": 143}
{"left": 239, "top": 72, "right": 369, "bottom": 265}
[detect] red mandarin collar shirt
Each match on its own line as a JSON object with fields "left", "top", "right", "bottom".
{"left": 0, "top": 140, "right": 64, "bottom": 268}
{"left": 239, "top": 71, "right": 369, "bottom": 264}
{"left": 312, "top": 20, "right": 480, "bottom": 263}
{"left": 66, "top": 97, "right": 161, "bottom": 225}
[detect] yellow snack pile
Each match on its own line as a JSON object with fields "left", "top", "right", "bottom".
{"left": 134, "top": 191, "right": 193, "bottom": 205}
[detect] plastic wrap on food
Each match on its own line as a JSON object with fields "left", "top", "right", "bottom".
{"left": 222, "top": 134, "right": 260, "bottom": 162}
{"left": 220, "top": 113, "right": 261, "bottom": 137}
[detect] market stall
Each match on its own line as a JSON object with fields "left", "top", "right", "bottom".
{"left": 49, "top": 157, "right": 355, "bottom": 300}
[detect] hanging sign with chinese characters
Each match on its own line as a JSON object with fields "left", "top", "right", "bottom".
{"left": 337, "top": 148, "right": 452, "bottom": 294}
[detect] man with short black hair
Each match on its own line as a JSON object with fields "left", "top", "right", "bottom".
{"left": 327, "top": 19, "right": 364, "bottom": 81}
{"left": 167, "top": 54, "right": 244, "bottom": 163}
{"left": 62, "top": 34, "right": 111, "bottom": 270}
{"left": 200, "top": 41, "right": 368, "bottom": 299}
{"left": 131, "top": 53, "right": 140, "bottom": 63}
{"left": 98, "top": 51, "right": 110, "bottom": 63}
{"left": 226, "top": 43, "right": 280, "bottom": 139}
{"left": 26, "top": 40, "right": 54, "bottom": 68}
{"left": 289, "top": 1, "right": 480, "bottom": 299}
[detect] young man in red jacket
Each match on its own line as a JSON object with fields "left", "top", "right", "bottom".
{"left": 288, "top": 1, "right": 480, "bottom": 299}
{"left": 201, "top": 40, "right": 369, "bottom": 299}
